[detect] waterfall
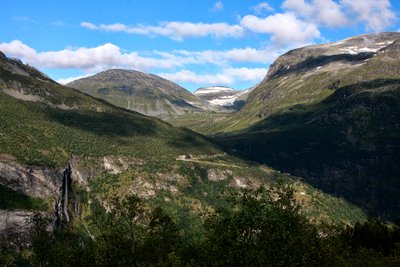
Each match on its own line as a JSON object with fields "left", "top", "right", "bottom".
{"left": 63, "top": 163, "right": 71, "bottom": 222}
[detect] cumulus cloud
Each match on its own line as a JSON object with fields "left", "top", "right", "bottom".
{"left": 282, "top": 0, "right": 348, "bottom": 28}
{"left": 240, "top": 13, "right": 320, "bottom": 47}
{"left": 0, "top": 40, "right": 38, "bottom": 58}
{"left": 81, "top": 21, "right": 245, "bottom": 41}
{"left": 57, "top": 74, "right": 95, "bottom": 84}
{"left": 158, "top": 67, "right": 268, "bottom": 85}
{"left": 341, "top": 0, "right": 396, "bottom": 32}
{"left": 282, "top": 0, "right": 396, "bottom": 31}
{"left": 0, "top": 40, "right": 277, "bottom": 77}
{"left": 79, "top": 0, "right": 397, "bottom": 48}
{"left": 0, "top": 40, "right": 184, "bottom": 73}
{"left": 252, "top": 2, "right": 274, "bottom": 14}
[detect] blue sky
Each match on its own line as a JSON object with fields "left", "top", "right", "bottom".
{"left": 1, "top": 0, "right": 399, "bottom": 92}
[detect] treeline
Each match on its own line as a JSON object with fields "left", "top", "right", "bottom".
{"left": 1, "top": 180, "right": 400, "bottom": 266}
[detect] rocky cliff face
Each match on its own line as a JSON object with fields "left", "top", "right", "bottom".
{"left": 0, "top": 154, "right": 65, "bottom": 244}
{"left": 0, "top": 154, "right": 109, "bottom": 242}
{"left": 0, "top": 155, "right": 64, "bottom": 199}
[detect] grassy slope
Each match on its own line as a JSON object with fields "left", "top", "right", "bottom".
{"left": 197, "top": 41, "right": 400, "bottom": 221}
{"left": 0, "top": 68, "right": 222, "bottom": 168}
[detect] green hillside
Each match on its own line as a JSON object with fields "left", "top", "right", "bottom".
{"left": 192, "top": 32, "right": 400, "bottom": 221}
{"left": 0, "top": 71, "right": 221, "bottom": 168}
{"left": 0, "top": 51, "right": 368, "bottom": 228}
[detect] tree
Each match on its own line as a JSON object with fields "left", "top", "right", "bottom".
{"left": 138, "top": 206, "right": 182, "bottom": 265}
{"left": 202, "top": 178, "right": 324, "bottom": 266}
{"left": 89, "top": 195, "right": 147, "bottom": 266}
{"left": 29, "top": 213, "right": 54, "bottom": 267}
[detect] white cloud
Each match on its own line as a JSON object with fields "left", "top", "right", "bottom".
{"left": 159, "top": 70, "right": 233, "bottom": 84}
{"left": 282, "top": 0, "right": 396, "bottom": 31}
{"left": 57, "top": 73, "right": 95, "bottom": 84}
{"left": 81, "top": 21, "right": 246, "bottom": 41}
{"left": 223, "top": 67, "right": 268, "bottom": 81}
{"left": 0, "top": 40, "right": 37, "bottom": 58}
{"left": 172, "top": 47, "right": 281, "bottom": 65}
{"left": 0, "top": 40, "right": 277, "bottom": 77}
{"left": 240, "top": 13, "right": 320, "bottom": 47}
{"left": 0, "top": 40, "right": 183, "bottom": 73}
{"left": 81, "top": 22, "right": 98, "bottom": 30}
{"left": 212, "top": 1, "right": 224, "bottom": 12}
{"left": 282, "top": 0, "right": 348, "bottom": 28}
{"left": 158, "top": 67, "right": 268, "bottom": 85}
{"left": 314, "top": 0, "right": 349, "bottom": 27}
{"left": 341, "top": 0, "right": 396, "bottom": 32}
{"left": 281, "top": 0, "right": 313, "bottom": 19}
{"left": 100, "top": 23, "right": 128, "bottom": 32}
{"left": 252, "top": 2, "right": 274, "bottom": 14}
{"left": 225, "top": 47, "right": 281, "bottom": 63}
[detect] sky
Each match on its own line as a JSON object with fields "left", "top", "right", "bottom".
{"left": 1, "top": 0, "right": 399, "bottom": 92}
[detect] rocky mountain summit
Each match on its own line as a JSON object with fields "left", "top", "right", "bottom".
{"left": 66, "top": 69, "right": 210, "bottom": 118}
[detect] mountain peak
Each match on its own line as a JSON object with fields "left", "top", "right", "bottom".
{"left": 67, "top": 69, "right": 210, "bottom": 118}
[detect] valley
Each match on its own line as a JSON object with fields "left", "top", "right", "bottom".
{"left": 1, "top": 32, "right": 400, "bottom": 265}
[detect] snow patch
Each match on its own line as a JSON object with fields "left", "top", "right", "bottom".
{"left": 208, "top": 95, "right": 238, "bottom": 106}
{"left": 194, "top": 86, "right": 236, "bottom": 95}
{"left": 338, "top": 41, "right": 391, "bottom": 55}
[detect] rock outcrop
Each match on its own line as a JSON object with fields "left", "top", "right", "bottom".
{"left": 0, "top": 155, "right": 63, "bottom": 199}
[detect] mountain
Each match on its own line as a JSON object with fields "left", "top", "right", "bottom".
{"left": 66, "top": 69, "right": 210, "bottom": 119}
{"left": 0, "top": 51, "right": 367, "bottom": 245}
{"left": 198, "top": 32, "right": 400, "bottom": 220}
{"left": 193, "top": 85, "right": 256, "bottom": 112}
{"left": 0, "top": 52, "right": 222, "bottom": 239}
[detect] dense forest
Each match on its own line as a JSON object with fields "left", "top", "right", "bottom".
{"left": 1, "top": 179, "right": 399, "bottom": 267}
